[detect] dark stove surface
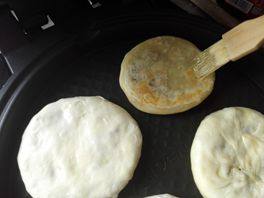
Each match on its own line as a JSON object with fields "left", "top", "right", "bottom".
{"left": 0, "top": 55, "right": 11, "bottom": 88}
{"left": 0, "top": 0, "right": 191, "bottom": 90}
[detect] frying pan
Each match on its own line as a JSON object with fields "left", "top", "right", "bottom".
{"left": 0, "top": 11, "right": 264, "bottom": 198}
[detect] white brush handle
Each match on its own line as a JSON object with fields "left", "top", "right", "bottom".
{"left": 222, "top": 15, "right": 264, "bottom": 61}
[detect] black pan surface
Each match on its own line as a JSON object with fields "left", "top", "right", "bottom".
{"left": 0, "top": 12, "right": 264, "bottom": 198}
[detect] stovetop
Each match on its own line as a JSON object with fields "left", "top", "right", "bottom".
{"left": 0, "top": 0, "right": 209, "bottom": 91}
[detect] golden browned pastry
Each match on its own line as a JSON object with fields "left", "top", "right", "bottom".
{"left": 119, "top": 36, "right": 215, "bottom": 114}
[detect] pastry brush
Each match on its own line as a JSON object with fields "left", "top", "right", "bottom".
{"left": 193, "top": 15, "right": 264, "bottom": 78}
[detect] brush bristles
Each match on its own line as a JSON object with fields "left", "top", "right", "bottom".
{"left": 193, "top": 40, "right": 230, "bottom": 78}
{"left": 193, "top": 49, "right": 216, "bottom": 79}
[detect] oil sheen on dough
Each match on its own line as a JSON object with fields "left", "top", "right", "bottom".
{"left": 119, "top": 36, "right": 215, "bottom": 114}
{"left": 17, "top": 96, "right": 142, "bottom": 198}
{"left": 191, "top": 107, "right": 264, "bottom": 198}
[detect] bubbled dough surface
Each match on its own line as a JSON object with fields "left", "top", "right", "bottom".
{"left": 191, "top": 107, "right": 264, "bottom": 198}
{"left": 17, "top": 96, "right": 142, "bottom": 198}
{"left": 145, "top": 194, "right": 178, "bottom": 198}
{"left": 119, "top": 36, "right": 215, "bottom": 114}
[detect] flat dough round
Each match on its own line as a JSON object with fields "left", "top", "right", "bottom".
{"left": 191, "top": 107, "right": 264, "bottom": 198}
{"left": 119, "top": 36, "right": 215, "bottom": 114}
{"left": 17, "top": 96, "right": 142, "bottom": 198}
{"left": 145, "top": 194, "right": 178, "bottom": 198}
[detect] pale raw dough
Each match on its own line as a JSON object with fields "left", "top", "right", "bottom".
{"left": 17, "top": 96, "right": 142, "bottom": 198}
{"left": 145, "top": 194, "right": 178, "bottom": 198}
{"left": 191, "top": 107, "right": 264, "bottom": 198}
{"left": 119, "top": 36, "right": 215, "bottom": 114}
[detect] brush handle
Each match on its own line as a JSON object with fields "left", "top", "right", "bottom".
{"left": 222, "top": 15, "right": 264, "bottom": 61}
